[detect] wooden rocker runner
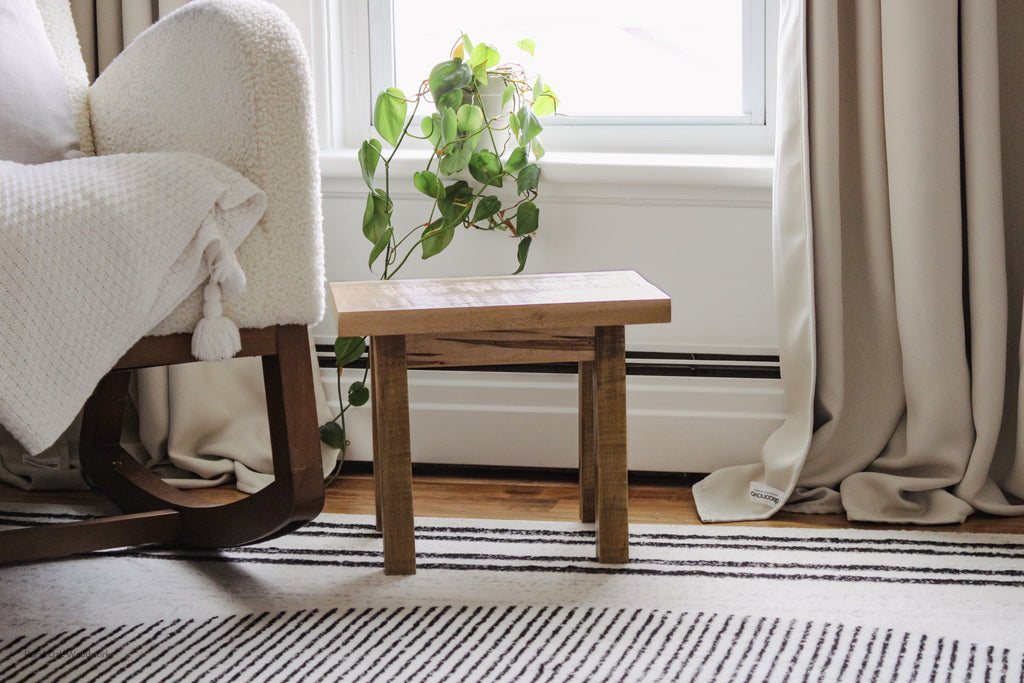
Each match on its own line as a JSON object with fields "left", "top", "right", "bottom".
{"left": 0, "top": 325, "right": 325, "bottom": 565}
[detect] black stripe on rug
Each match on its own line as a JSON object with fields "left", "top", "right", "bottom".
{"left": 6, "top": 515, "right": 1024, "bottom": 557}
{"left": 2, "top": 607, "right": 1021, "bottom": 683}
{"left": 88, "top": 550, "right": 1024, "bottom": 588}
{"left": 5, "top": 514, "right": 1024, "bottom": 588}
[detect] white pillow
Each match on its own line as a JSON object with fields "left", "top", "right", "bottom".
{"left": 0, "top": 0, "right": 81, "bottom": 163}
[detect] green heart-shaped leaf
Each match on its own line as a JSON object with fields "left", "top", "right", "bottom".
{"left": 439, "top": 140, "right": 475, "bottom": 175}
{"left": 505, "top": 146, "right": 529, "bottom": 174}
{"left": 348, "top": 381, "right": 370, "bottom": 407}
{"left": 531, "top": 138, "right": 546, "bottom": 160}
{"left": 368, "top": 226, "right": 392, "bottom": 270}
{"left": 516, "top": 39, "right": 536, "bottom": 56}
{"left": 413, "top": 170, "right": 443, "bottom": 199}
{"left": 373, "top": 88, "right": 407, "bottom": 147}
{"left": 516, "top": 106, "right": 544, "bottom": 146}
{"left": 458, "top": 34, "right": 473, "bottom": 59}
{"left": 441, "top": 106, "right": 458, "bottom": 145}
{"left": 516, "top": 201, "right": 539, "bottom": 236}
{"left": 533, "top": 86, "right": 558, "bottom": 117}
{"left": 472, "top": 195, "right": 502, "bottom": 224}
{"left": 319, "top": 421, "right": 346, "bottom": 449}
{"left": 514, "top": 235, "right": 533, "bottom": 274}
{"left": 438, "top": 180, "right": 472, "bottom": 225}
{"left": 428, "top": 59, "right": 473, "bottom": 100}
{"left": 501, "top": 83, "right": 516, "bottom": 109}
{"left": 437, "top": 89, "right": 464, "bottom": 114}
{"left": 517, "top": 164, "right": 541, "bottom": 195}
{"left": 421, "top": 218, "right": 456, "bottom": 259}
{"left": 421, "top": 114, "right": 441, "bottom": 148}
{"left": 362, "top": 192, "right": 390, "bottom": 243}
{"left": 334, "top": 336, "right": 366, "bottom": 366}
{"left": 468, "top": 150, "right": 503, "bottom": 188}
{"left": 469, "top": 43, "right": 500, "bottom": 70}
{"left": 358, "top": 139, "right": 381, "bottom": 189}
{"left": 456, "top": 104, "right": 485, "bottom": 134}
{"left": 445, "top": 180, "right": 473, "bottom": 204}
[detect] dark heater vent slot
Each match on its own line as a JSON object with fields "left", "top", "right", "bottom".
{"left": 315, "top": 345, "right": 780, "bottom": 380}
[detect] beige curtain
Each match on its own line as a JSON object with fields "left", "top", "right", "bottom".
{"left": 694, "top": 0, "right": 1024, "bottom": 524}
{"left": 69, "top": 0, "right": 189, "bottom": 80}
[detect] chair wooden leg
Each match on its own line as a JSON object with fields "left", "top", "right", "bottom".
{"left": 0, "top": 324, "right": 324, "bottom": 565}
{"left": 78, "top": 370, "right": 199, "bottom": 514}
{"left": 257, "top": 324, "right": 327, "bottom": 537}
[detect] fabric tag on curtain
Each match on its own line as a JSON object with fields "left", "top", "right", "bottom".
{"left": 749, "top": 481, "right": 786, "bottom": 507}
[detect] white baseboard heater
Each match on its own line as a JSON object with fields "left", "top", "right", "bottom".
{"left": 316, "top": 346, "right": 785, "bottom": 473}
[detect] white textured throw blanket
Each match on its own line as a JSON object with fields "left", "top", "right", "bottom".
{"left": 0, "top": 153, "right": 266, "bottom": 455}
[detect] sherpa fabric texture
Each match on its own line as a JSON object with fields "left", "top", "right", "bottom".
{"left": 85, "top": 0, "right": 326, "bottom": 333}
{"left": 0, "top": 153, "right": 266, "bottom": 455}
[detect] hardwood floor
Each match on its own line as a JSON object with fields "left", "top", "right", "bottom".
{"left": 2, "top": 463, "right": 1022, "bottom": 535}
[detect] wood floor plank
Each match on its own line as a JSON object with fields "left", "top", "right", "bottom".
{"left": 2, "top": 469, "right": 1022, "bottom": 535}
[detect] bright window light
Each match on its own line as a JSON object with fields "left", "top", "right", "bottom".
{"left": 322, "top": 0, "right": 770, "bottom": 153}
{"left": 390, "top": 0, "right": 746, "bottom": 119}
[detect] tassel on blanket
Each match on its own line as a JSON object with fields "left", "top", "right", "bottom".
{"left": 191, "top": 228, "right": 247, "bottom": 361}
{"left": 192, "top": 282, "right": 241, "bottom": 361}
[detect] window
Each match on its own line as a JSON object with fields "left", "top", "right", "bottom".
{"left": 316, "top": 0, "right": 773, "bottom": 155}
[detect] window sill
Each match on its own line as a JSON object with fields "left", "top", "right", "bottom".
{"left": 536, "top": 152, "right": 773, "bottom": 189}
{"left": 319, "top": 150, "right": 773, "bottom": 207}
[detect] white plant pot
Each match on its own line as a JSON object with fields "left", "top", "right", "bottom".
{"left": 467, "top": 77, "right": 515, "bottom": 155}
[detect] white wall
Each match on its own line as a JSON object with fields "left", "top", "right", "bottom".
{"left": 316, "top": 155, "right": 778, "bottom": 354}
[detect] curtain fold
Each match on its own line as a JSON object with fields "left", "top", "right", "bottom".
{"left": 694, "top": 0, "right": 1022, "bottom": 524}
{"left": 69, "top": 0, "right": 189, "bottom": 80}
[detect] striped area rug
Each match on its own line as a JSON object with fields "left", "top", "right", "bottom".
{"left": 2, "top": 506, "right": 1024, "bottom": 682}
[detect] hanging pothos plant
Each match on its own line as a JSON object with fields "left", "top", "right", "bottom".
{"left": 319, "top": 34, "right": 559, "bottom": 468}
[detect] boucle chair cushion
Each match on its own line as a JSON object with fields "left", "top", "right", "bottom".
{"left": 89, "top": 0, "right": 326, "bottom": 333}
{"left": 0, "top": 0, "right": 81, "bottom": 162}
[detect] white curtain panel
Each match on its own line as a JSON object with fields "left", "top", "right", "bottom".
{"left": 695, "top": 0, "right": 1020, "bottom": 524}
{"left": 69, "top": 0, "right": 190, "bottom": 80}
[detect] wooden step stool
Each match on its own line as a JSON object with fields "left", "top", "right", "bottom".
{"left": 330, "top": 270, "right": 671, "bottom": 574}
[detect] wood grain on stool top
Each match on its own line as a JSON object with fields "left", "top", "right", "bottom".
{"left": 331, "top": 270, "right": 671, "bottom": 337}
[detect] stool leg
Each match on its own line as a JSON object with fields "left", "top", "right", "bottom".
{"left": 371, "top": 340, "right": 383, "bottom": 533}
{"left": 578, "top": 360, "right": 596, "bottom": 523}
{"left": 371, "top": 335, "right": 417, "bottom": 575}
{"left": 594, "top": 325, "right": 629, "bottom": 563}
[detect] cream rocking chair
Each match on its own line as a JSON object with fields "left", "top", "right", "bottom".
{"left": 0, "top": 0, "right": 327, "bottom": 563}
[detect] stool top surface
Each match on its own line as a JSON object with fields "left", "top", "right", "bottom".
{"left": 330, "top": 270, "right": 671, "bottom": 336}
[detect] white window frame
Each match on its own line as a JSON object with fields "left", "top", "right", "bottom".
{"left": 312, "top": 0, "right": 777, "bottom": 157}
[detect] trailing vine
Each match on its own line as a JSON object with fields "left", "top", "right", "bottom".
{"left": 320, "top": 34, "right": 558, "bottom": 475}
